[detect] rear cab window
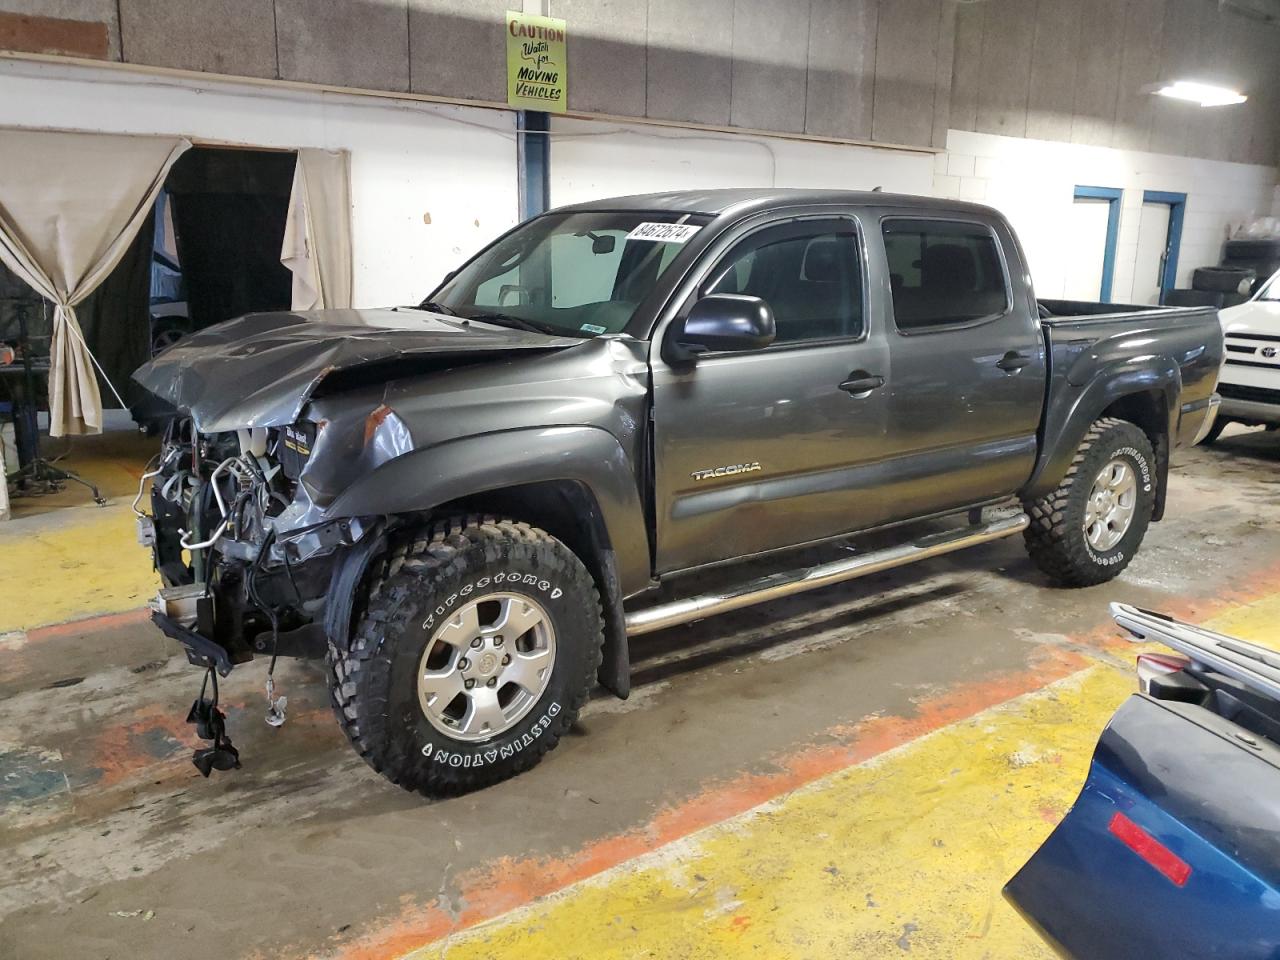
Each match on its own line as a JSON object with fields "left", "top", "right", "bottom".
{"left": 882, "top": 219, "right": 1010, "bottom": 332}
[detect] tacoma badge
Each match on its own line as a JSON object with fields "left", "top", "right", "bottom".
{"left": 691, "top": 462, "right": 762, "bottom": 481}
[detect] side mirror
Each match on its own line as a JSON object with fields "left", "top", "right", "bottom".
{"left": 666, "top": 294, "right": 776, "bottom": 362}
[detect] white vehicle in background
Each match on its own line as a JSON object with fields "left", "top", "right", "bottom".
{"left": 1204, "top": 269, "right": 1280, "bottom": 443}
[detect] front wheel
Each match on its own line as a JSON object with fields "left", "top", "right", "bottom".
{"left": 1023, "top": 418, "right": 1156, "bottom": 587}
{"left": 328, "top": 516, "right": 603, "bottom": 796}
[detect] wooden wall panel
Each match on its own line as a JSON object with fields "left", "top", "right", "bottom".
{"left": 871, "top": 0, "right": 944, "bottom": 147}
{"left": 973, "top": 0, "right": 1034, "bottom": 139}
{"left": 1070, "top": 0, "right": 1126, "bottom": 145}
{"left": 805, "top": 0, "right": 878, "bottom": 141}
{"left": 1025, "top": 0, "right": 1082, "bottom": 142}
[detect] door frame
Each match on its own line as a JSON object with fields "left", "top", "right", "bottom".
{"left": 1140, "top": 190, "right": 1187, "bottom": 304}
{"left": 1073, "top": 185, "right": 1123, "bottom": 302}
{"left": 647, "top": 209, "right": 889, "bottom": 575}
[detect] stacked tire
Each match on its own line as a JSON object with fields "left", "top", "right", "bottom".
{"left": 1170, "top": 238, "right": 1280, "bottom": 309}
{"left": 1220, "top": 238, "right": 1280, "bottom": 295}
{"left": 1191, "top": 266, "right": 1255, "bottom": 298}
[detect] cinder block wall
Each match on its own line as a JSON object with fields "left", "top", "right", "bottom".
{"left": 938, "top": 128, "right": 1278, "bottom": 301}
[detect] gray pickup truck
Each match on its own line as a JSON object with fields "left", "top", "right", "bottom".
{"left": 133, "top": 189, "right": 1223, "bottom": 794}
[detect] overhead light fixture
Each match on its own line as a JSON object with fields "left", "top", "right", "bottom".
{"left": 1146, "top": 80, "right": 1247, "bottom": 107}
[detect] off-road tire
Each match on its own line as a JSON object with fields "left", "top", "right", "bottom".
{"left": 327, "top": 516, "right": 603, "bottom": 796}
{"left": 1023, "top": 418, "right": 1156, "bottom": 587}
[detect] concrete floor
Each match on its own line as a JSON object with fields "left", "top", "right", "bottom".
{"left": 2, "top": 424, "right": 1279, "bottom": 959}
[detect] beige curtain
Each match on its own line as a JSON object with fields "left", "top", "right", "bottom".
{"left": 0, "top": 129, "right": 190, "bottom": 435}
{"left": 281, "top": 148, "right": 353, "bottom": 311}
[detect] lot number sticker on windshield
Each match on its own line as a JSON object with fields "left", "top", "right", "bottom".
{"left": 626, "top": 222, "right": 702, "bottom": 243}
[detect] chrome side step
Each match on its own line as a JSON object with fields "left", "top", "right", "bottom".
{"left": 624, "top": 513, "right": 1030, "bottom": 637}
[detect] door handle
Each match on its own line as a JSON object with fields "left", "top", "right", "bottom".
{"left": 996, "top": 351, "right": 1031, "bottom": 373}
{"left": 839, "top": 372, "right": 885, "bottom": 395}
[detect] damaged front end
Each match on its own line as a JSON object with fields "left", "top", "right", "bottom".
{"left": 137, "top": 415, "right": 384, "bottom": 677}
{"left": 135, "top": 408, "right": 398, "bottom": 774}
{"left": 130, "top": 309, "right": 577, "bottom": 674}
{"left": 128, "top": 307, "right": 591, "bottom": 776}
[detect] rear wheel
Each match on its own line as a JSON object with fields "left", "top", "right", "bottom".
{"left": 328, "top": 516, "right": 603, "bottom": 796}
{"left": 1023, "top": 418, "right": 1156, "bottom": 587}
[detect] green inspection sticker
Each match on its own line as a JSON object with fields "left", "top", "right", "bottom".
{"left": 580, "top": 323, "right": 607, "bottom": 334}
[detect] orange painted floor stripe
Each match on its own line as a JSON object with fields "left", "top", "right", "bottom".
{"left": 23, "top": 606, "right": 151, "bottom": 642}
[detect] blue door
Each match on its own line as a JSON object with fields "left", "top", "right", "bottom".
{"left": 1068, "top": 186, "right": 1122, "bottom": 302}
{"left": 1136, "top": 191, "right": 1187, "bottom": 305}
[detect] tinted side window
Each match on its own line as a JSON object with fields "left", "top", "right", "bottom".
{"left": 707, "top": 230, "right": 863, "bottom": 343}
{"left": 882, "top": 220, "right": 1009, "bottom": 331}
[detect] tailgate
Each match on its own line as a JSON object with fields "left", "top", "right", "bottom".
{"left": 1005, "top": 620, "right": 1280, "bottom": 958}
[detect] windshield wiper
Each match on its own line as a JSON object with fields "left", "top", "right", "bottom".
{"left": 414, "top": 300, "right": 459, "bottom": 316}
{"left": 464, "top": 312, "right": 563, "bottom": 336}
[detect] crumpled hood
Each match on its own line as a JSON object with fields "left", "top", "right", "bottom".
{"left": 132, "top": 307, "right": 584, "bottom": 433}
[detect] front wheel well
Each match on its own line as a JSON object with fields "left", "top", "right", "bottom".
{"left": 1098, "top": 390, "right": 1170, "bottom": 520}
{"left": 433, "top": 481, "right": 609, "bottom": 578}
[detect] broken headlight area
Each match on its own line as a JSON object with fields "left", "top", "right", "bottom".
{"left": 138, "top": 416, "right": 370, "bottom": 671}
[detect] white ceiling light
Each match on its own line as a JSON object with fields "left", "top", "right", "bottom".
{"left": 1146, "top": 80, "right": 1247, "bottom": 107}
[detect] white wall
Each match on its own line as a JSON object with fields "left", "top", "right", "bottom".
{"left": 0, "top": 58, "right": 520, "bottom": 305}
{"left": 549, "top": 117, "right": 936, "bottom": 206}
{"left": 937, "top": 129, "right": 1279, "bottom": 303}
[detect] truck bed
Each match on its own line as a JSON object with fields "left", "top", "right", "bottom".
{"left": 1038, "top": 298, "right": 1215, "bottom": 324}
{"left": 1015, "top": 298, "right": 1223, "bottom": 507}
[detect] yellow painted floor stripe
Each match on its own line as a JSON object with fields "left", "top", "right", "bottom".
{"left": 1198, "top": 593, "right": 1280, "bottom": 651}
{"left": 404, "top": 598, "right": 1280, "bottom": 960}
{"left": 1, "top": 430, "right": 158, "bottom": 633}
{"left": 0, "top": 503, "right": 156, "bottom": 633}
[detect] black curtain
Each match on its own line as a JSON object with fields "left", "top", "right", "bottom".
{"left": 77, "top": 213, "right": 155, "bottom": 409}
{"left": 165, "top": 148, "right": 297, "bottom": 330}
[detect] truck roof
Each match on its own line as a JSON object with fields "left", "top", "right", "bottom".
{"left": 555, "top": 188, "right": 997, "bottom": 219}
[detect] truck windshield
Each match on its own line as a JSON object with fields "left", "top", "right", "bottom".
{"left": 424, "top": 211, "right": 708, "bottom": 337}
{"left": 1257, "top": 270, "right": 1280, "bottom": 302}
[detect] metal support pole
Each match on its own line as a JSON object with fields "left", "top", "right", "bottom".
{"left": 517, "top": 110, "right": 550, "bottom": 222}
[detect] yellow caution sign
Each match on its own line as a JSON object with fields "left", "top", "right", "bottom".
{"left": 505, "top": 11, "right": 567, "bottom": 113}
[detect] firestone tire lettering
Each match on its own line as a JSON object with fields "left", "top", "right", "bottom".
{"left": 422, "top": 572, "right": 566, "bottom": 631}
{"left": 424, "top": 703, "right": 562, "bottom": 766}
